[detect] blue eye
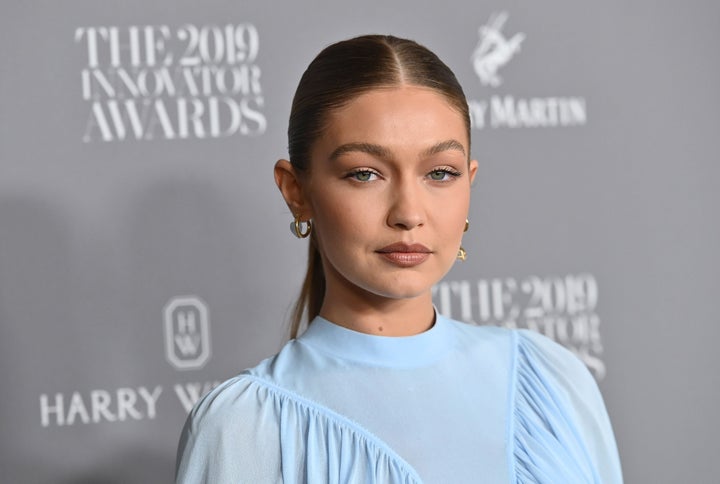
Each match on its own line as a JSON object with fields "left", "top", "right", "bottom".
{"left": 429, "top": 170, "right": 448, "bottom": 181}
{"left": 428, "top": 168, "right": 461, "bottom": 181}
{"left": 347, "top": 170, "right": 378, "bottom": 182}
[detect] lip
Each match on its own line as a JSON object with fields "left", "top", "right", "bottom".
{"left": 377, "top": 242, "right": 432, "bottom": 253}
{"left": 376, "top": 242, "right": 432, "bottom": 267}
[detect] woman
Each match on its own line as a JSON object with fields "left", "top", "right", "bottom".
{"left": 176, "top": 35, "right": 623, "bottom": 483}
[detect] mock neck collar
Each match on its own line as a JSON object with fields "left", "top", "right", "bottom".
{"left": 297, "top": 313, "right": 456, "bottom": 368}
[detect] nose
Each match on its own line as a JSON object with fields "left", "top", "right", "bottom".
{"left": 386, "top": 179, "right": 425, "bottom": 230}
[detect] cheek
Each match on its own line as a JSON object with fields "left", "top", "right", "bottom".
{"left": 435, "top": 194, "right": 470, "bottom": 234}
{"left": 311, "top": 190, "right": 373, "bottom": 246}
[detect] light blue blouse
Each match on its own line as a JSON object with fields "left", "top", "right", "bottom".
{"left": 176, "top": 314, "right": 623, "bottom": 483}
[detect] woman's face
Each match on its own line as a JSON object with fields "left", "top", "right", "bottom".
{"left": 303, "top": 86, "right": 477, "bottom": 304}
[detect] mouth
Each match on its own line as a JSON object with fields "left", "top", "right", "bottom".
{"left": 375, "top": 243, "right": 432, "bottom": 267}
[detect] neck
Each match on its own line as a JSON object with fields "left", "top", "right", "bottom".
{"left": 319, "top": 288, "right": 436, "bottom": 337}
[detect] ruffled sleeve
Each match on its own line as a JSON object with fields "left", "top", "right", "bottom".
{"left": 175, "top": 373, "right": 422, "bottom": 484}
{"left": 175, "top": 376, "right": 284, "bottom": 483}
{"left": 512, "top": 330, "right": 623, "bottom": 484}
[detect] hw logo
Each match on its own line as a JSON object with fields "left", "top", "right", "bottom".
{"left": 471, "top": 12, "right": 525, "bottom": 87}
{"left": 164, "top": 296, "right": 211, "bottom": 370}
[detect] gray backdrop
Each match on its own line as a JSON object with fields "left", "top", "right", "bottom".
{"left": 1, "top": 1, "right": 718, "bottom": 482}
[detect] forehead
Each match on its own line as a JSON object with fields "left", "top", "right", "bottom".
{"left": 315, "top": 86, "right": 469, "bottom": 155}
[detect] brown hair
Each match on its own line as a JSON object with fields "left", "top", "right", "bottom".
{"left": 287, "top": 34, "right": 471, "bottom": 338}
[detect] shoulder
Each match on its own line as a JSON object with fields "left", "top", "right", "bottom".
{"left": 445, "top": 318, "right": 584, "bottom": 365}
{"left": 181, "top": 339, "right": 308, "bottom": 434}
{"left": 438, "top": 317, "right": 597, "bottom": 391}
{"left": 183, "top": 373, "right": 264, "bottom": 431}
{"left": 176, "top": 374, "right": 275, "bottom": 451}
{"left": 515, "top": 328, "right": 594, "bottom": 387}
{"left": 175, "top": 356, "right": 293, "bottom": 482}
{"left": 435, "top": 316, "right": 594, "bottom": 384}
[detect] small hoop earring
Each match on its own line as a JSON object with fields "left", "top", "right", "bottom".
{"left": 457, "top": 219, "right": 469, "bottom": 260}
{"left": 291, "top": 214, "right": 312, "bottom": 239}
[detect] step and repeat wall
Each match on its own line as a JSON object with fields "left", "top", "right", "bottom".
{"left": 2, "top": 1, "right": 718, "bottom": 482}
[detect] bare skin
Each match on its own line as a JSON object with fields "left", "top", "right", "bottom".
{"left": 275, "top": 86, "right": 478, "bottom": 336}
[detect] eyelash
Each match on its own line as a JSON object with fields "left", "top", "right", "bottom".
{"left": 345, "top": 167, "right": 463, "bottom": 183}
{"left": 345, "top": 169, "right": 380, "bottom": 182}
{"left": 428, "top": 166, "right": 462, "bottom": 182}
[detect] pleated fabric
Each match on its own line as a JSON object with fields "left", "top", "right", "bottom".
{"left": 176, "top": 316, "right": 623, "bottom": 483}
{"left": 511, "top": 330, "right": 622, "bottom": 484}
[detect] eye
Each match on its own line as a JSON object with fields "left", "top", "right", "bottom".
{"left": 346, "top": 169, "right": 379, "bottom": 182}
{"left": 427, "top": 167, "right": 462, "bottom": 182}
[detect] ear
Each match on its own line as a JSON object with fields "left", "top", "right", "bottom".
{"left": 274, "top": 159, "right": 312, "bottom": 218}
{"left": 468, "top": 159, "right": 479, "bottom": 185}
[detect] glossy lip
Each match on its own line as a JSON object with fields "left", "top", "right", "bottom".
{"left": 376, "top": 242, "right": 432, "bottom": 267}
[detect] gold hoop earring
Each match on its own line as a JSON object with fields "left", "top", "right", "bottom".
{"left": 291, "top": 215, "right": 312, "bottom": 239}
{"left": 457, "top": 219, "right": 469, "bottom": 260}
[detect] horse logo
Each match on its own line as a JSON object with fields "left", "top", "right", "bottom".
{"left": 472, "top": 12, "right": 525, "bottom": 87}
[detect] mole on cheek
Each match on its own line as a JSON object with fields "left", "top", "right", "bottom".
{"left": 378, "top": 326, "right": 384, "bottom": 332}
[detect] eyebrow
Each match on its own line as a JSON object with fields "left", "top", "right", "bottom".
{"left": 328, "top": 139, "right": 466, "bottom": 161}
{"left": 422, "top": 139, "right": 467, "bottom": 158}
{"left": 329, "top": 142, "right": 391, "bottom": 161}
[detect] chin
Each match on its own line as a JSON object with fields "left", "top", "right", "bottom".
{"left": 326, "top": 257, "right": 448, "bottom": 302}
{"left": 362, "top": 278, "right": 436, "bottom": 300}
{"left": 378, "top": 289, "right": 428, "bottom": 300}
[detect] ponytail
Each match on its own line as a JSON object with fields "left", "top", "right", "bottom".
{"left": 289, "top": 235, "right": 325, "bottom": 339}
